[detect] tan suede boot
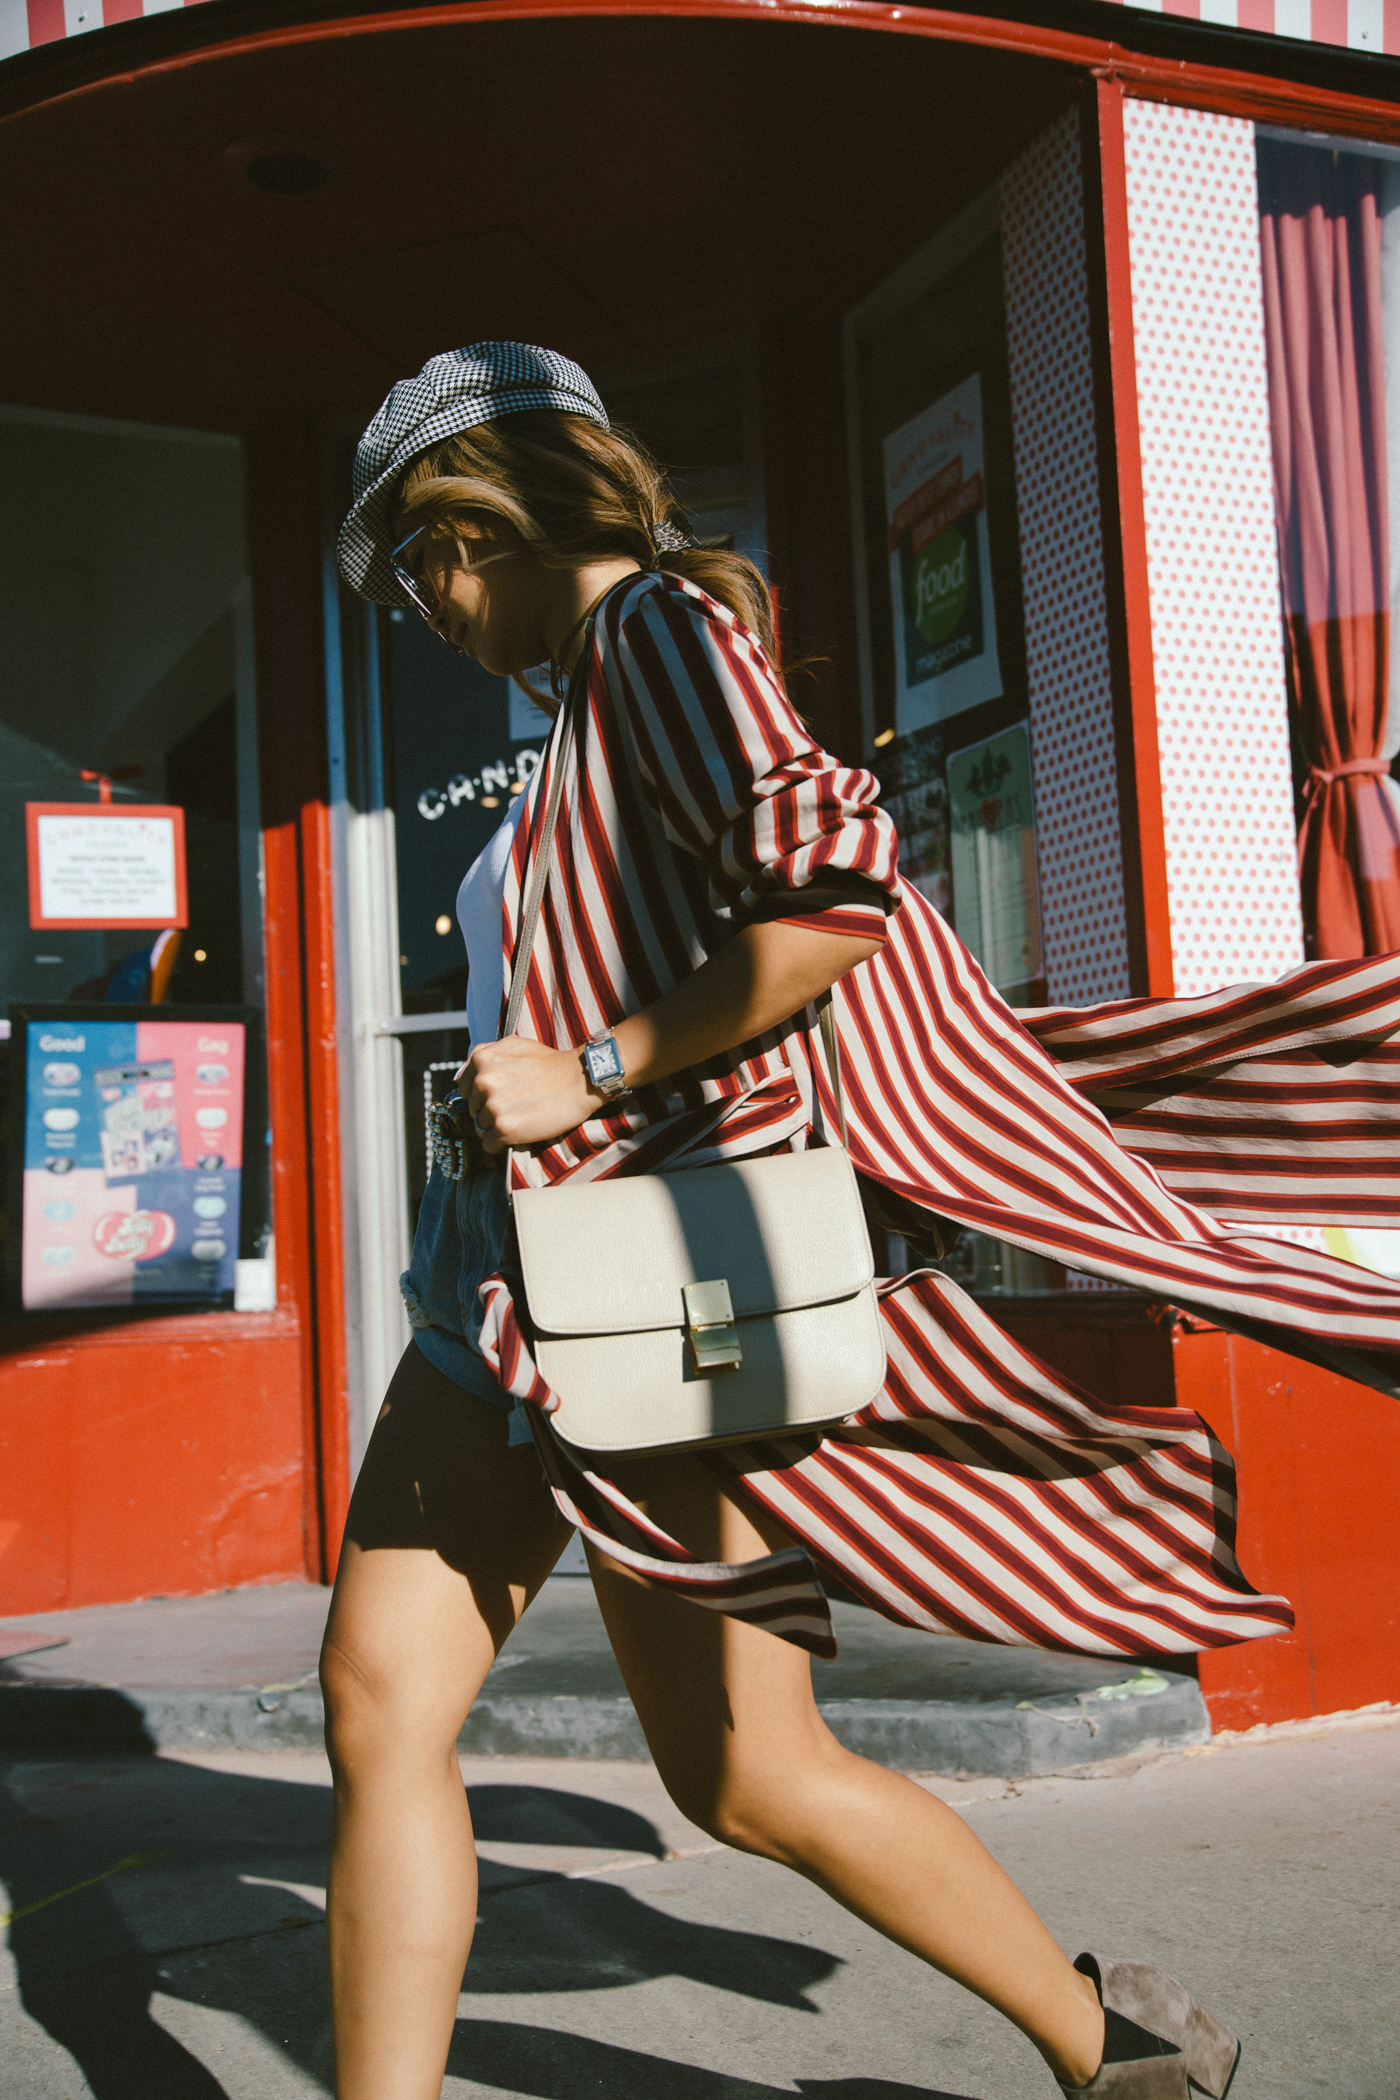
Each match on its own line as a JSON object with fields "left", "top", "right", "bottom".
{"left": 1063, "top": 1953, "right": 1241, "bottom": 2100}
{"left": 1056, "top": 2002, "right": 1189, "bottom": 2096}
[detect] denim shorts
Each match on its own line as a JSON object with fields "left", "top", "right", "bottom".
{"left": 400, "top": 1163, "right": 534, "bottom": 1444}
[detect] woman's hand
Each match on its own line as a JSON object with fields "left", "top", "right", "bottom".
{"left": 458, "top": 1037, "right": 597, "bottom": 1155}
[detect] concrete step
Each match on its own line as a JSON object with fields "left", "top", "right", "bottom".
{"left": 0, "top": 1577, "right": 1209, "bottom": 1778}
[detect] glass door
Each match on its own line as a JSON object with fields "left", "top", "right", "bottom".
{"left": 389, "top": 630, "right": 550, "bottom": 1236}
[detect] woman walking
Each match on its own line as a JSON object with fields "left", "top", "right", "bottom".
{"left": 327, "top": 343, "right": 1400, "bottom": 2099}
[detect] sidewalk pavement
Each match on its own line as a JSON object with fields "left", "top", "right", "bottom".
{"left": 2, "top": 1716, "right": 1396, "bottom": 2097}
{"left": 0, "top": 1577, "right": 1211, "bottom": 1778}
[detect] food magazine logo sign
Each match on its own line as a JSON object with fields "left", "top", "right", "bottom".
{"left": 883, "top": 374, "right": 1003, "bottom": 738}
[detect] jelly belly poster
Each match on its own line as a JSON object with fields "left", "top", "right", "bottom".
{"left": 20, "top": 1016, "right": 244, "bottom": 1310}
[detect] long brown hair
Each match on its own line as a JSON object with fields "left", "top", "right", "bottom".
{"left": 393, "top": 410, "right": 781, "bottom": 673}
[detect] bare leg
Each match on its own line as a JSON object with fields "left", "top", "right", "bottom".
{"left": 588, "top": 1453, "right": 1106, "bottom": 2091}
{"left": 320, "top": 1347, "right": 573, "bottom": 2100}
{"left": 323, "top": 1367, "right": 1101, "bottom": 2095}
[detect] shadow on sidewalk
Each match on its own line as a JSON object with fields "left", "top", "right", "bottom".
{"left": 450, "top": 2020, "right": 978, "bottom": 2099}
{"left": 467, "top": 1779, "right": 668, "bottom": 1858}
{"left": 0, "top": 1756, "right": 907, "bottom": 2097}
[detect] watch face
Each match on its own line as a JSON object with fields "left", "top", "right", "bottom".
{"left": 585, "top": 1036, "right": 624, "bottom": 1085}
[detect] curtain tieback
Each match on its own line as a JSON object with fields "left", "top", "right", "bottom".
{"left": 1304, "top": 757, "right": 1393, "bottom": 806}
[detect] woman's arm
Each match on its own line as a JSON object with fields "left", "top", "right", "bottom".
{"left": 461, "top": 918, "right": 879, "bottom": 1154}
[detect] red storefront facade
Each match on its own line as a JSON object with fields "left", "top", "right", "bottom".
{"left": 2, "top": 0, "right": 1398, "bottom": 1730}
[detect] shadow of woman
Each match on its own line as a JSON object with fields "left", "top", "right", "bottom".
{"left": 464, "top": 1858, "right": 840, "bottom": 2007}
{"left": 1, "top": 1752, "right": 240, "bottom": 2098}
{"left": 450, "top": 2019, "right": 979, "bottom": 2100}
{"left": 0, "top": 1738, "right": 344, "bottom": 2100}
{"left": 0, "top": 1755, "right": 859, "bottom": 2096}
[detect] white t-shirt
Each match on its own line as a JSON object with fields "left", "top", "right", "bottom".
{"left": 456, "top": 793, "right": 530, "bottom": 1051}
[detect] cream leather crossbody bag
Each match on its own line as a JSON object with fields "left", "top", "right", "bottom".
{"left": 500, "top": 671, "right": 887, "bottom": 1461}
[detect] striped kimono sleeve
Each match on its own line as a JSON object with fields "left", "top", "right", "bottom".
{"left": 600, "top": 577, "right": 900, "bottom": 945}
{"left": 1018, "top": 955, "right": 1400, "bottom": 1225}
{"left": 831, "top": 885, "right": 1400, "bottom": 1398}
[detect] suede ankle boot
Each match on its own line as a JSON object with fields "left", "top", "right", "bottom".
{"left": 1057, "top": 1953, "right": 1241, "bottom": 2100}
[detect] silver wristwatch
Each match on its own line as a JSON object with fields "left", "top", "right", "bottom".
{"left": 581, "top": 1029, "right": 630, "bottom": 1101}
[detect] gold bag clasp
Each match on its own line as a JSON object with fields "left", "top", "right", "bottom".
{"left": 684, "top": 1279, "right": 742, "bottom": 1373}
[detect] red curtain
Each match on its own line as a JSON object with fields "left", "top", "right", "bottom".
{"left": 1258, "top": 141, "right": 1400, "bottom": 958}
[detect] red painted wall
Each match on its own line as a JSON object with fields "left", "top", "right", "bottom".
{"left": 245, "top": 419, "right": 353, "bottom": 1582}
{"left": 1005, "top": 1302, "right": 1400, "bottom": 1729}
{"left": 0, "top": 421, "right": 350, "bottom": 1619}
{"left": 1179, "top": 1331, "right": 1400, "bottom": 1730}
{"left": 0, "top": 1311, "right": 308, "bottom": 1613}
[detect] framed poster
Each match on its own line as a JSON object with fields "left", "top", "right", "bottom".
{"left": 883, "top": 373, "right": 1004, "bottom": 739}
{"left": 6, "top": 1004, "right": 258, "bottom": 1313}
{"left": 26, "top": 803, "right": 188, "bottom": 930}
{"left": 947, "top": 723, "right": 1043, "bottom": 993}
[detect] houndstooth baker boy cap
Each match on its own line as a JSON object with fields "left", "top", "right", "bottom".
{"left": 337, "top": 341, "right": 610, "bottom": 606}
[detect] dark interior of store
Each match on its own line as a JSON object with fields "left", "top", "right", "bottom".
{"left": 1, "top": 12, "right": 1080, "bottom": 1289}
{"left": 1, "top": 17, "right": 1075, "bottom": 741}
{"left": 0, "top": 20, "right": 1071, "bottom": 425}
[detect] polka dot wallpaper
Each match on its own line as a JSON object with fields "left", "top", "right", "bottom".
{"left": 1121, "top": 99, "right": 1305, "bottom": 997}
{"left": 1001, "top": 108, "right": 1135, "bottom": 1004}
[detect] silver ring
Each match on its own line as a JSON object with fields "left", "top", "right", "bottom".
{"left": 473, "top": 1110, "right": 490, "bottom": 1137}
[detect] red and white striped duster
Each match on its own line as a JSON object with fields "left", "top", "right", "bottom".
{"left": 475, "top": 573, "right": 1400, "bottom": 1661}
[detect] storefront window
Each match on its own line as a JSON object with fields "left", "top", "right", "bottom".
{"left": 0, "top": 406, "right": 269, "bottom": 1313}
{"left": 845, "top": 193, "right": 1061, "bottom": 1296}
{"left": 1255, "top": 129, "right": 1400, "bottom": 963}
{"left": 602, "top": 350, "right": 767, "bottom": 565}
{"left": 843, "top": 191, "right": 1039, "bottom": 1006}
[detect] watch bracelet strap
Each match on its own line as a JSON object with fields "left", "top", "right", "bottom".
{"left": 498, "top": 607, "right": 848, "bottom": 1151}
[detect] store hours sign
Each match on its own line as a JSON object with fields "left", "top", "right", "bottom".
{"left": 884, "top": 373, "right": 1003, "bottom": 738}
{"left": 26, "top": 803, "right": 188, "bottom": 929}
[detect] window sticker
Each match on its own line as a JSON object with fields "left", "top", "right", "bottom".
{"left": 17, "top": 1016, "right": 245, "bottom": 1310}
{"left": 947, "top": 722, "right": 1043, "bottom": 993}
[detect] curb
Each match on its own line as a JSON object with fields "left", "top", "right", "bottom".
{"left": 814, "top": 1678, "right": 1210, "bottom": 1775}
{"left": 0, "top": 1674, "right": 1210, "bottom": 1774}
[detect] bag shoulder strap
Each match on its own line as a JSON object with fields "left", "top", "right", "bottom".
{"left": 817, "top": 987, "right": 847, "bottom": 1148}
{"left": 500, "top": 604, "right": 848, "bottom": 1147}
{"left": 503, "top": 680, "right": 577, "bottom": 1044}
